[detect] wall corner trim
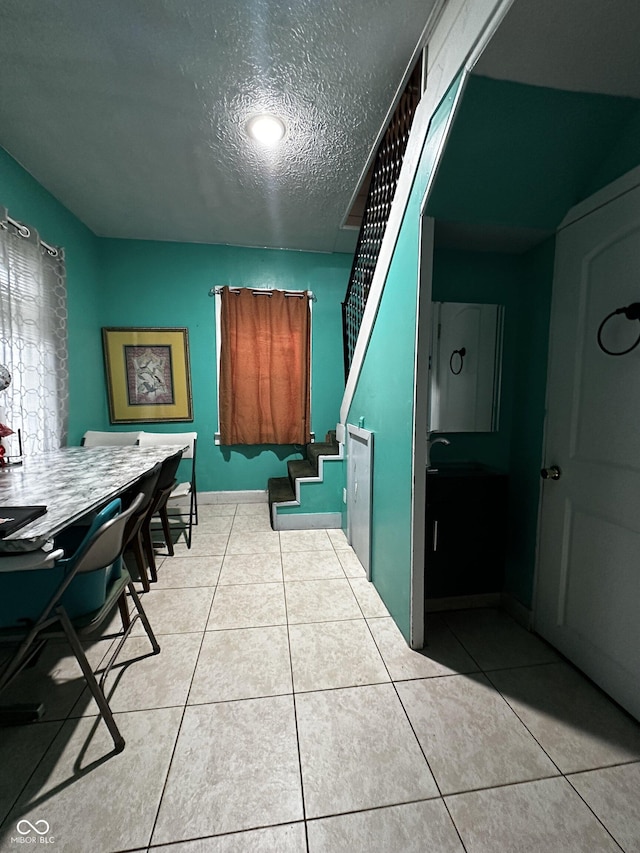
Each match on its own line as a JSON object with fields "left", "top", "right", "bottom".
{"left": 274, "top": 512, "right": 342, "bottom": 531}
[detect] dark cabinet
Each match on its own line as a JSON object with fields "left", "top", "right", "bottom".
{"left": 425, "top": 467, "right": 508, "bottom": 599}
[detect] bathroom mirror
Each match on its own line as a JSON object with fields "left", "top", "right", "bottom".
{"left": 429, "top": 302, "right": 504, "bottom": 433}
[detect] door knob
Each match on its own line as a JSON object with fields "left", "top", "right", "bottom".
{"left": 540, "top": 465, "right": 562, "bottom": 481}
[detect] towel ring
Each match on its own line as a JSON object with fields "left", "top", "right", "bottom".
{"left": 597, "top": 303, "right": 640, "bottom": 356}
{"left": 449, "top": 347, "right": 466, "bottom": 375}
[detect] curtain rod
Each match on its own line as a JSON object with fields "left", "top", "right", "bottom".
{"left": 2, "top": 214, "right": 60, "bottom": 256}
{"left": 209, "top": 286, "right": 315, "bottom": 301}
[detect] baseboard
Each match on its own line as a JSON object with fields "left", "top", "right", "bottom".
{"left": 424, "top": 591, "right": 533, "bottom": 629}
{"left": 274, "top": 512, "right": 342, "bottom": 531}
{"left": 500, "top": 591, "right": 533, "bottom": 630}
{"left": 172, "top": 490, "right": 267, "bottom": 506}
{"left": 425, "top": 593, "right": 501, "bottom": 613}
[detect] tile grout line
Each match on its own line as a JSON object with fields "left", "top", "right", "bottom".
{"left": 443, "top": 774, "right": 626, "bottom": 853}
{"left": 142, "top": 819, "right": 306, "bottom": 853}
{"left": 388, "top": 665, "right": 469, "bottom": 852}
{"left": 445, "top": 609, "right": 637, "bottom": 844}
{"left": 385, "top": 605, "right": 639, "bottom": 844}
{"left": 356, "top": 592, "right": 470, "bottom": 851}
{"left": 478, "top": 659, "right": 561, "bottom": 675}
{"left": 346, "top": 571, "right": 391, "bottom": 678}
{"left": 435, "top": 615, "right": 485, "bottom": 674}
{"left": 364, "top": 605, "right": 572, "bottom": 848}
{"left": 7, "top": 527, "right": 638, "bottom": 850}
{"left": 482, "top": 661, "right": 640, "bottom": 784}
{"left": 140, "top": 550, "right": 640, "bottom": 849}
{"left": 563, "top": 774, "right": 627, "bottom": 853}
{"left": 302, "top": 795, "right": 448, "bottom": 825}
{"left": 157, "top": 558, "right": 640, "bottom": 848}
{"left": 567, "top": 758, "right": 640, "bottom": 775}
{"left": 0, "top": 574, "right": 155, "bottom": 832}
{"left": 144, "top": 502, "right": 237, "bottom": 849}
{"left": 423, "top": 614, "right": 570, "bottom": 834}
{"left": 281, "top": 541, "right": 311, "bottom": 853}
{"left": 440, "top": 608, "right": 559, "bottom": 673}
{"left": 20, "top": 526, "right": 309, "bottom": 844}
{"left": 480, "top": 668, "right": 632, "bottom": 850}
{"left": 0, "top": 718, "right": 65, "bottom": 834}
{"left": 483, "top": 667, "right": 575, "bottom": 777}
{"left": 359, "top": 599, "right": 469, "bottom": 841}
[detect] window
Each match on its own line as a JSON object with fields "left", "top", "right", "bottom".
{"left": 215, "top": 287, "right": 312, "bottom": 445}
{"left": 0, "top": 210, "right": 68, "bottom": 455}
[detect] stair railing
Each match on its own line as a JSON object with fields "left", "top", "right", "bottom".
{"left": 342, "top": 65, "right": 422, "bottom": 379}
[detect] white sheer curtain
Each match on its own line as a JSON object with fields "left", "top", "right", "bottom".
{"left": 0, "top": 208, "right": 68, "bottom": 455}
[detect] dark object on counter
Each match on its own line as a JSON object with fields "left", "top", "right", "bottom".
{"left": 0, "top": 506, "right": 47, "bottom": 538}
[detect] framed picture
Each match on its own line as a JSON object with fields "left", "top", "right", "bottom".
{"left": 102, "top": 327, "right": 193, "bottom": 423}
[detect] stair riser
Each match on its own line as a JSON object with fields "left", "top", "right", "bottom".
{"left": 268, "top": 437, "right": 341, "bottom": 529}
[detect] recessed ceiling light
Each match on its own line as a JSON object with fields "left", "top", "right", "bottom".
{"left": 246, "top": 113, "right": 286, "bottom": 146}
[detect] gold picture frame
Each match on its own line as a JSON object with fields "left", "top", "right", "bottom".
{"left": 102, "top": 327, "right": 193, "bottom": 423}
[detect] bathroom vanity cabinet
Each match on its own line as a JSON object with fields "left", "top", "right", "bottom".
{"left": 425, "top": 465, "right": 508, "bottom": 599}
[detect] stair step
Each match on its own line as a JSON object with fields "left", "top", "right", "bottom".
{"left": 306, "top": 441, "right": 340, "bottom": 470}
{"left": 267, "top": 476, "right": 295, "bottom": 506}
{"left": 288, "top": 459, "right": 316, "bottom": 482}
{"left": 268, "top": 434, "right": 340, "bottom": 530}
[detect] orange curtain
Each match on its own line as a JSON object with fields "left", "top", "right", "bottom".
{"left": 219, "top": 287, "right": 311, "bottom": 445}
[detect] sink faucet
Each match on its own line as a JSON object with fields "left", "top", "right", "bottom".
{"left": 427, "top": 435, "right": 450, "bottom": 469}
{"left": 429, "top": 436, "right": 450, "bottom": 447}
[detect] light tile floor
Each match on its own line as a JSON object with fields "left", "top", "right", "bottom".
{"left": 1, "top": 502, "right": 640, "bottom": 852}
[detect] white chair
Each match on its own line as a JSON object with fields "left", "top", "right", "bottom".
{"left": 138, "top": 432, "right": 198, "bottom": 548}
{"left": 81, "top": 430, "right": 142, "bottom": 447}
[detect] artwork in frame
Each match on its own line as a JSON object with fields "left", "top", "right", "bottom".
{"left": 102, "top": 327, "right": 193, "bottom": 423}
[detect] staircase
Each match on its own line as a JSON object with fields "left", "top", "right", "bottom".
{"left": 342, "top": 59, "right": 422, "bottom": 377}
{"left": 268, "top": 431, "right": 342, "bottom": 529}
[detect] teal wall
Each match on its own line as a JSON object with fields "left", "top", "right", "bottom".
{"left": 97, "top": 239, "right": 351, "bottom": 491}
{"left": 506, "top": 238, "right": 555, "bottom": 606}
{"left": 430, "top": 242, "right": 554, "bottom": 609}
{"left": 0, "top": 148, "right": 103, "bottom": 435}
{"left": 423, "top": 74, "right": 640, "bottom": 612}
{"left": 347, "top": 80, "right": 462, "bottom": 640}
{"left": 429, "top": 75, "right": 640, "bottom": 231}
{"left": 1, "top": 147, "right": 350, "bottom": 492}
{"left": 583, "top": 103, "right": 640, "bottom": 198}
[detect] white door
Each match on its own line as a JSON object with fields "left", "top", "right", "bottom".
{"left": 346, "top": 425, "right": 373, "bottom": 579}
{"left": 430, "top": 301, "right": 503, "bottom": 433}
{"left": 535, "top": 177, "right": 640, "bottom": 721}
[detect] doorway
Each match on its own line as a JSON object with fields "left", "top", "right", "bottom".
{"left": 535, "top": 170, "right": 640, "bottom": 720}
{"left": 411, "top": 0, "right": 640, "bottom": 717}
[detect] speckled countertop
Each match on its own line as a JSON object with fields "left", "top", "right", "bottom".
{"left": 0, "top": 446, "right": 184, "bottom": 552}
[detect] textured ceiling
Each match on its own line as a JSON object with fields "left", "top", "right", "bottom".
{"left": 0, "top": 0, "right": 438, "bottom": 253}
